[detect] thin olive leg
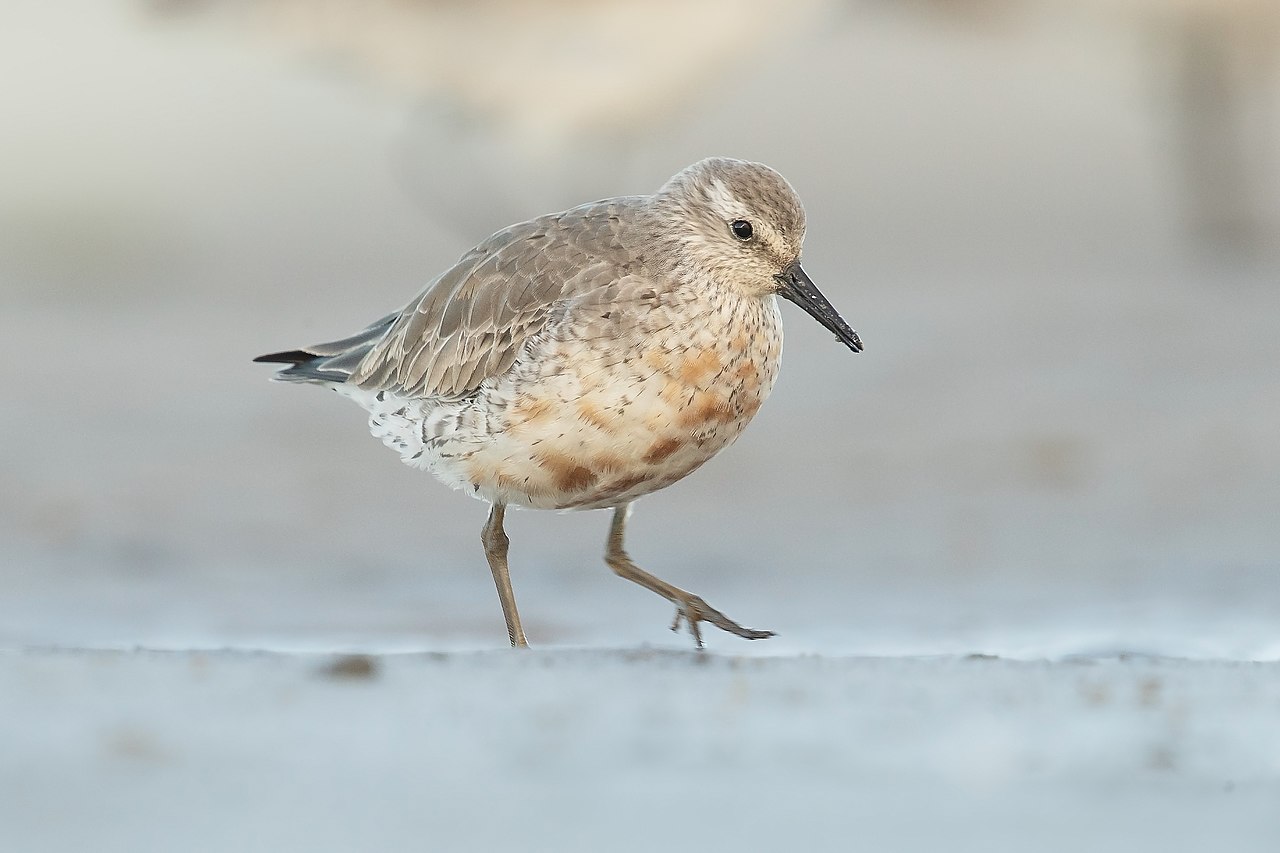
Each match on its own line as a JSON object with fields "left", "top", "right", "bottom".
{"left": 481, "top": 503, "right": 529, "bottom": 648}
{"left": 604, "top": 503, "right": 774, "bottom": 648}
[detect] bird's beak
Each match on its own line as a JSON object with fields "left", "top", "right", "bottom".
{"left": 775, "top": 261, "right": 862, "bottom": 353}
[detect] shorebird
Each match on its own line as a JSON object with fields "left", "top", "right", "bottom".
{"left": 255, "top": 158, "right": 861, "bottom": 647}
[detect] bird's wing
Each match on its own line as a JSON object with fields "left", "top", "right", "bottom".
{"left": 351, "top": 198, "right": 647, "bottom": 398}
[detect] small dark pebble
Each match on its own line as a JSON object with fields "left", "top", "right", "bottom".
{"left": 319, "top": 654, "right": 379, "bottom": 681}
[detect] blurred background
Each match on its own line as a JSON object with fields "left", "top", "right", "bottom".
{"left": 2, "top": 0, "right": 1278, "bottom": 657}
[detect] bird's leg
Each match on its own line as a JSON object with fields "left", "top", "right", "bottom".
{"left": 481, "top": 503, "right": 528, "bottom": 648}
{"left": 604, "top": 504, "right": 775, "bottom": 648}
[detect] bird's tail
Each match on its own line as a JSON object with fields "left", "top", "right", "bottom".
{"left": 253, "top": 312, "right": 397, "bottom": 385}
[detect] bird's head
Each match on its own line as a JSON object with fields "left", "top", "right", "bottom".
{"left": 654, "top": 157, "right": 862, "bottom": 353}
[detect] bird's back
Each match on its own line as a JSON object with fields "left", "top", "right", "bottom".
{"left": 254, "top": 197, "right": 653, "bottom": 399}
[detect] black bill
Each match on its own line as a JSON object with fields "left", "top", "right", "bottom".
{"left": 775, "top": 261, "right": 863, "bottom": 353}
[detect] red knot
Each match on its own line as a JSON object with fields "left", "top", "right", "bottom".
{"left": 256, "top": 157, "right": 861, "bottom": 648}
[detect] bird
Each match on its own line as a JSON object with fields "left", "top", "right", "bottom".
{"left": 255, "top": 157, "right": 861, "bottom": 648}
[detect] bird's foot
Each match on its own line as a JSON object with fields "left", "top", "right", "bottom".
{"left": 669, "top": 593, "right": 775, "bottom": 649}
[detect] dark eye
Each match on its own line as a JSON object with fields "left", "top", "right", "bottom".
{"left": 730, "top": 219, "right": 754, "bottom": 240}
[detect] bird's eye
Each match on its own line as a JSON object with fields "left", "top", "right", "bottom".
{"left": 730, "top": 219, "right": 754, "bottom": 241}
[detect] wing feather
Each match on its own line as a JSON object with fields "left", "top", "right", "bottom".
{"left": 350, "top": 198, "right": 648, "bottom": 398}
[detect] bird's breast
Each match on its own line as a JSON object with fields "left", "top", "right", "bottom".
{"left": 461, "top": 291, "right": 783, "bottom": 510}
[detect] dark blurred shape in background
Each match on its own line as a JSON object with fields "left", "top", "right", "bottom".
{"left": 144, "top": 0, "right": 1280, "bottom": 253}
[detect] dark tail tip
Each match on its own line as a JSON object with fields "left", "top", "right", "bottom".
{"left": 253, "top": 349, "right": 317, "bottom": 365}
{"left": 254, "top": 347, "right": 350, "bottom": 384}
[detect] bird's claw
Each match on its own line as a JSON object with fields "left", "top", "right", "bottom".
{"left": 669, "top": 593, "right": 775, "bottom": 649}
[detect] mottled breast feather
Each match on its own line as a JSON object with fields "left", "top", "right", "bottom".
{"left": 351, "top": 198, "right": 649, "bottom": 398}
